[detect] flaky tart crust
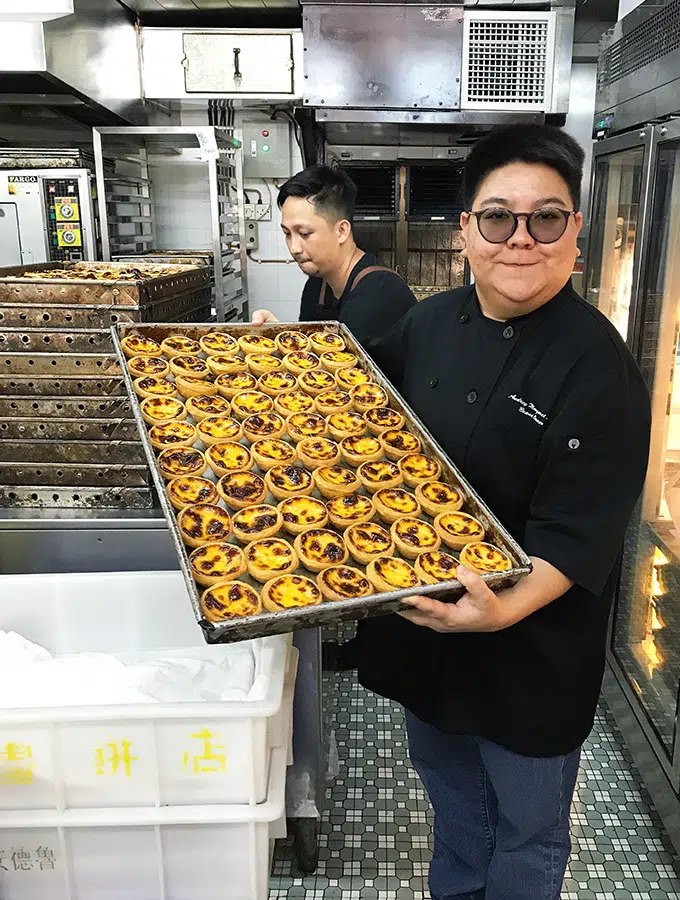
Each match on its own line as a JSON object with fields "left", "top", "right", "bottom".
{"left": 230, "top": 390, "right": 274, "bottom": 420}
{"left": 245, "top": 537, "right": 298, "bottom": 582}
{"left": 161, "top": 335, "right": 201, "bottom": 358}
{"left": 238, "top": 334, "right": 277, "bottom": 354}
{"left": 201, "top": 580, "right": 262, "bottom": 622}
{"left": 149, "top": 420, "right": 197, "bottom": 450}
{"left": 276, "top": 330, "right": 310, "bottom": 354}
{"left": 246, "top": 352, "right": 284, "bottom": 377}
{"left": 189, "top": 541, "right": 246, "bottom": 587}
{"left": 197, "top": 415, "right": 243, "bottom": 446}
{"left": 364, "top": 407, "right": 405, "bottom": 434}
{"left": 200, "top": 332, "right": 239, "bottom": 356}
{"left": 315, "top": 390, "right": 352, "bottom": 416}
{"left": 286, "top": 413, "right": 328, "bottom": 442}
{"left": 357, "top": 460, "right": 402, "bottom": 493}
{"left": 373, "top": 488, "right": 421, "bottom": 524}
{"left": 313, "top": 465, "right": 360, "bottom": 499}
{"left": 327, "top": 411, "right": 366, "bottom": 440}
{"left": 232, "top": 504, "right": 283, "bottom": 543}
{"left": 345, "top": 522, "right": 395, "bottom": 565}
{"left": 351, "top": 383, "right": 389, "bottom": 412}
{"left": 251, "top": 439, "right": 297, "bottom": 470}
{"left": 327, "top": 493, "right": 375, "bottom": 530}
{"left": 205, "top": 441, "right": 252, "bottom": 477}
{"left": 167, "top": 476, "right": 219, "bottom": 511}
{"left": 366, "top": 556, "right": 421, "bottom": 592}
{"left": 294, "top": 528, "right": 349, "bottom": 573}
{"left": 258, "top": 370, "right": 297, "bottom": 396}
{"left": 122, "top": 334, "right": 162, "bottom": 358}
{"left": 178, "top": 502, "right": 232, "bottom": 548}
{"left": 217, "top": 471, "right": 267, "bottom": 510}
{"left": 415, "top": 481, "right": 465, "bottom": 515}
{"left": 297, "top": 369, "right": 335, "bottom": 395}
{"left": 279, "top": 496, "right": 329, "bottom": 534}
{"left": 414, "top": 550, "right": 460, "bottom": 585}
{"left": 434, "top": 511, "right": 486, "bottom": 550}
{"left": 459, "top": 541, "right": 513, "bottom": 573}
{"left": 399, "top": 453, "right": 442, "bottom": 487}
{"left": 186, "top": 394, "right": 231, "bottom": 421}
{"left": 310, "top": 331, "right": 345, "bottom": 353}
{"left": 297, "top": 437, "right": 342, "bottom": 469}
{"left": 158, "top": 447, "right": 207, "bottom": 480}
{"left": 134, "top": 375, "right": 178, "bottom": 400}
{"left": 336, "top": 367, "right": 371, "bottom": 390}
{"left": 284, "top": 351, "right": 321, "bottom": 375}
{"left": 265, "top": 464, "right": 314, "bottom": 500}
{"left": 391, "top": 516, "right": 441, "bottom": 559}
{"left": 128, "top": 355, "right": 169, "bottom": 379}
{"left": 242, "top": 412, "right": 286, "bottom": 442}
{"left": 169, "top": 354, "right": 209, "bottom": 379}
{"left": 340, "top": 434, "right": 383, "bottom": 466}
{"left": 175, "top": 374, "right": 218, "bottom": 399}
{"left": 261, "top": 574, "right": 322, "bottom": 612}
{"left": 321, "top": 350, "right": 358, "bottom": 371}
{"left": 215, "top": 372, "right": 257, "bottom": 398}
{"left": 380, "top": 429, "right": 422, "bottom": 461}
{"left": 317, "top": 565, "right": 374, "bottom": 601}
{"left": 274, "top": 389, "right": 315, "bottom": 416}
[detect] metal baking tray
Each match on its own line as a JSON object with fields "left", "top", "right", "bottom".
{"left": 0, "top": 262, "right": 211, "bottom": 307}
{"left": 0, "top": 462, "right": 150, "bottom": 487}
{"left": 0, "top": 485, "right": 153, "bottom": 510}
{"left": 0, "top": 329, "right": 114, "bottom": 354}
{"left": 0, "top": 303, "right": 141, "bottom": 329}
{"left": 0, "top": 376, "right": 128, "bottom": 397}
{"left": 113, "top": 321, "right": 532, "bottom": 644}
{"left": 0, "top": 396, "right": 133, "bottom": 418}
{"left": 2, "top": 353, "right": 120, "bottom": 376}
{"left": 0, "top": 440, "right": 147, "bottom": 465}
{"left": 0, "top": 418, "right": 139, "bottom": 442}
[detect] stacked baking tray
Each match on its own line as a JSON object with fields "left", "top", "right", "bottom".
{"left": 0, "top": 261, "right": 212, "bottom": 509}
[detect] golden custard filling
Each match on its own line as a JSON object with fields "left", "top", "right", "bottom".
{"left": 288, "top": 351, "right": 320, "bottom": 370}
{"left": 247, "top": 538, "right": 295, "bottom": 571}
{"left": 179, "top": 504, "right": 231, "bottom": 541}
{"left": 322, "top": 351, "right": 357, "bottom": 366}
{"left": 260, "top": 371, "right": 296, "bottom": 391}
{"left": 198, "top": 416, "right": 241, "bottom": 440}
{"left": 376, "top": 489, "right": 419, "bottom": 514}
{"left": 269, "top": 465, "right": 313, "bottom": 490}
{"left": 298, "top": 438, "right": 339, "bottom": 461}
{"left": 288, "top": 413, "right": 326, "bottom": 436}
{"left": 328, "top": 494, "right": 373, "bottom": 520}
{"left": 421, "top": 481, "right": 462, "bottom": 506}
{"left": 419, "top": 551, "right": 459, "bottom": 580}
{"left": 241, "top": 335, "right": 277, "bottom": 352}
{"left": 311, "top": 331, "right": 345, "bottom": 350}
{"left": 328, "top": 412, "right": 365, "bottom": 434}
{"left": 319, "top": 566, "right": 372, "bottom": 597}
{"left": 142, "top": 397, "right": 184, "bottom": 420}
{"left": 202, "top": 582, "right": 260, "bottom": 620}
{"left": 128, "top": 355, "right": 167, "bottom": 376}
{"left": 342, "top": 435, "right": 381, "bottom": 456}
{"left": 244, "top": 413, "right": 284, "bottom": 436}
{"left": 267, "top": 575, "right": 321, "bottom": 608}
{"left": 201, "top": 332, "right": 238, "bottom": 354}
{"left": 365, "top": 407, "right": 403, "bottom": 428}
{"left": 373, "top": 557, "right": 420, "bottom": 588}
{"left": 383, "top": 430, "right": 421, "bottom": 452}
{"left": 300, "top": 370, "right": 335, "bottom": 390}
{"left": 440, "top": 512, "right": 485, "bottom": 539}
{"left": 277, "top": 330, "right": 309, "bottom": 352}
{"left": 162, "top": 336, "right": 201, "bottom": 355}
{"left": 189, "top": 395, "right": 231, "bottom": 416}
{"left": 219, "top": 471, "right": 266, "bottom": 502}
{"left": 276, "top": 390, "right": 315, "bottom": 413}
{"left": 280, "top": 496, "right": 327, "bottom": 526}
{"left": 460, "top": 542, "right": 513, "bottom": 572}
{"left": 318, "top": 466, "right": 356, "bottom": 486}
{"left": 168, "top": 476, "right": 218, "bottom": 506}
{"left": 190, "top": 542, "right": 243, "bottom": 578}
{"left": 173, "top": 355, "right": 209, "bottom": 375}
{"left": 158, "top": 448, "right": 205, "bottom": 476}
{"left": 232, "top": 391, "right": 274, "bottom": 415}
{"left": 360, "top": 461, "right": 401, "bottom": 483}
{"left": 253, "top": 439, "right": 295, "bottom": 462}
{"left": 123, "top": 335, "right": 161, "bottom": 355}
{"left": 347, "top": 523, "right": 392, "bottom": 553}
{"left": 337, "top": 368, "right": 371, "bottom": 389}
{"left": 208, "top": 441, "right": 251, "bottom": 470}
{"left": 299, "top": 529, "right": 347, "bottom": 564}
{"left": 247, "top": 353, "right": 282, "bottom": 371}
{"left": 233, "top": 504, "right": 280, "bottom": 534}
{"left": 149, "top": 421, "right": 196, "bottom": 445}
{"left": 395, "top": 517, "right": 439, "bottom": 548}
{"left": 401, "top": 453, "right": 440, "bottom": 479}
{"left": 316, "top": 390, "right": 351, "bottom": 408}
{"left": 135, "top": 376, "right": 176, "bottom": 396}
{"left": 352, "top": 384, "right": 388, "bottom": 406}
{"left": 217, "top": 373, "right": 257, "bottom": 392}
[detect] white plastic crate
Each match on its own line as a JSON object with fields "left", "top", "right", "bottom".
{"left": 0, "top": 571, "right": 292, "bottom": 809}
{"left": 0, "top": 745, "right": 287, "bottom": 900}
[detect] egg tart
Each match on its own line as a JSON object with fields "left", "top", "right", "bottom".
{"left": 294, "top": 528, "right": 348, "bottom": 573}
{"left": 216, "top": 372, "right": 258, "bottom": 399}
{"left": 391, "top": 517, "right": 441, "bottom": 559}
{"left": 177, "top": 503, "right": 232, "bottom": 549}
{"left": 169, "top": 355, "right": 210, "bottom": 380}
{"left": 276, "top": 330, "right": 310, "bottom": 354}
{"left": 265, "top": 464, "right": 314, "bottom": 501}
{"left": 459, "top": 542, "right": 513, "bottom": 574}
{"left": 400, "top": 453, "right": 442, "bottom": 487}
{"left": 274, "top": 389, "right": 315, "bottom": 416}
{"left": 313, "top": 465, "right": 360, "bottom": 499}
{"left": 200, "top": 332, "right": 239, "bottom": 356}
{"left": 310, "top": 331, "right": 345, "bottom": 354}
{"left": 238, "top": 334, "right": 277, "bottom": 355}
{"left": 366, "top": 557, "right": 421, "bottom": 593}
{"left": 245, "top": 537, "right": 298, "bottom": 583}
{"left": 122, "top": 334, "right": 162, "bottom": 358}
{"left": 160, "top": 335, "right": 201, "bottom": 358}
{"left": 345, "top": 522, "right": 395, "bottom": 565}
{"left": 315, "top": 390, "right": 352, "bottom": 416}
{"left": 351, "top": 382, "right": 389, "bottom": 413}
{"left": 321, "top": 350, "right": 358, "bottom": 372}
{"left": 149, "top": 420, "right": 197, "bottom": 451}
{"left": 340, "top": 435, "right": 383, "bottom": 466}
{"left": 186, "top": 393, "right": 232, "bottom": 421}
{"left": 206, "top": 441, "right": 252, "bottom": 478}
{"left": 286, "top": 413, "right": 327, "bottom": 442}
{"left": 230, "top": 390, "right": 274, "bottom": 421}
{"left": 434, "top": 511, "right": 486, "bottom": 550}
{"left": 243, "top": 413, "right": 286, "bottom": 443}
{"left": 197, "top": 415, "right": 243, "bottom": 446}
{"left": 298, "top": 369, "right": 336, "bottom": 396}
{"left": 167, "top": 475, "right": 219, "bottom": 511}
{"left": 414, "top": 550, "right": 460, "bottom": 585}
{"left": 335, "top": 367, "right": 372, "bottom": 391}
{"left": 251, "top": 439, "right": 297, "bottom": 471}
{"left": 217, "top": 471, "right": 267, "bottom": 511}
{"left": 232, "top": 504, "right": 283, "bottom": 543}
{"left": 261, "top": 574, "right": 322, "bottom": 612}
{"left": 297, "top": 437, "right": 341, "bottom": 469}
{"left": 258, "top": 370, "right": 297, "bottom": 397}
{"left": 246, "top": 353, "right": 283, "bottom": 378}
{"left": 279, "top": 496, "right": 329, "bottom": 535}
{"left": 415, "top": 481, "right": 465, "bottom": 516}
{"left": 127, "top": 355, "right": 169, "bottom": 379}
{"left": 374, "top": 488, "right": 421, "bottom": 525}
{"left": 208, "top": 354, "right": 251, "bottom": 378}
{"left": 158, "top": 447, "right": 207, "bottom": 480}
{"left": 134, "top": 376, "right": 178, "bottom": 400}
{"left": 327, "top": 411, "right": 366, "bottom": 441}
{"left": 327, "top": 493, "right": 375, "bottom": 530}
{"left": 140, "top": 396, "right": 186, "bottom": 426}
{"left": 284, "top": 351, "right": 321, "bottom": 376}
{"left": 201, "top": 581, "right": 262, "bottom": 622}
{"left": 365, "top": 407, "right": 405, "bottom": 435}
{"left": 175, "top": 374, "right": 218, "bottom": 400}
{"left": 317, "top": 565, "right": 373, "bottom": 601}
{"left": 357, "top": 460, "right": 402, "bottom": 493}
{"left": 189, "top": 542, "right": 246, "bottom": 587}
{"left": 380, "top": 430, "right": 422, "bottom": 461}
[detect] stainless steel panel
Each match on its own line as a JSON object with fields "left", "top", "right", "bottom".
{"left": 0, "top": 462, "right": 150, "bottom": 487}
{"left": 0, "top": 329, "right": 114, "bottom": 354}
{"left": 183, "top": 33, "right": 295, "bottom": 94}
{"left": 1, "top": 353, "right": 120, "bottom": 376}
{"left": 0, "top": 375, "right": 127, "bottom": 396}
{"left": 0, "top": 396, "right": 132, "bottom": 418}
{"left": 303, "top": 5, "right": 464, "bottom": 110}
{"left": 113, "top": 321, "right": 532, "bottom": 645}
{"left": 0, "top": 418, "right": 139, "bottom": 442}
{"left": 0, "top": 303, "right": 141, "bottom": 329}
{"left": 0, "top": 440, "right": 147, "bottom": 465}
{"left": 0, "top": 204, "right": 22, "bottom": 268}
{"left": 0, "top": 485, "right": 153, "bottom": 510}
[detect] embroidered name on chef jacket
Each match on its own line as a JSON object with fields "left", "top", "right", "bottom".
{"left": 508, "top": 394, "right": 547, "bottom": 427}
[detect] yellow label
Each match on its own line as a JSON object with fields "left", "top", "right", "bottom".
{"left": 56, "top": 223, "right": 82, "bottom": 247}
{"left": 55, "top": 198, "right": 80, "bottom": 221}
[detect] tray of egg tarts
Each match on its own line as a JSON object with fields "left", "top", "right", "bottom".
{"left": 113, "top": 321, "right": 532, "bottom": 644}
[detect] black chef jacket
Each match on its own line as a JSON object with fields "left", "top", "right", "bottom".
{"left": 356, "top": 281, "right": 651, "bottom": 757}
{"left": 299, "top": 252, "right": 416, "bottom": 343}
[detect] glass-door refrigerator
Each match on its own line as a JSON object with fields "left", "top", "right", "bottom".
{"left": 586, "top": 120, "right": 680, "bottom": 850}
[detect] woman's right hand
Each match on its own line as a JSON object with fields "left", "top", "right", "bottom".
{"left": 251, "top": 308, "right": 279, "bottom": 325}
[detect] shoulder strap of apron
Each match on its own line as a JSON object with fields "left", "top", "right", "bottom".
{"left": 318, "top": 265, "right": 399, "bottom": 307}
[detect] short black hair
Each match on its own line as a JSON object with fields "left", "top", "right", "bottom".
{"left": 277, "top": 164, "right": 357, "bottom": 222}
{"left": 463, "top": 124, "right": 585, "bottom": 211}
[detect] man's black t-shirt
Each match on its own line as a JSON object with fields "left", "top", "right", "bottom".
{"left": 298, "top": 252, "right": 416, "bottom": 343}
{"left": 356, "top": 282, "right": 650, "bottom": 757}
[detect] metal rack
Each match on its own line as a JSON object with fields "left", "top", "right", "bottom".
{"left": 92, "top": 127, "right": 249, "bottom": 322}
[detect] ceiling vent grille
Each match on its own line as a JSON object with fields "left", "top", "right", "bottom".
{"left": 598, "top": 0, "right": 680, "bottom": 88}
{"left": 462, "top": 12, "right": 555, "bottom": 110}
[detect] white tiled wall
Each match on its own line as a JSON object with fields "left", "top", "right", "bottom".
{"left": 150, "top": 159, "right": 213, "bottom": 251}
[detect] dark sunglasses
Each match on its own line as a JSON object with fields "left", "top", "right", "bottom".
{"left": 468, "top": 207, "right": 576, "bottom": 244}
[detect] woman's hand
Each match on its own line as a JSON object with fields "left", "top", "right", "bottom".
{"left": 251, "top": 308, "right": 279, "bottom": 326}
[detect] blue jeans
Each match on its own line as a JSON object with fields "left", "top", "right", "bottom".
{"left": 405, "top": 711, "right": 581, "bottom": 900}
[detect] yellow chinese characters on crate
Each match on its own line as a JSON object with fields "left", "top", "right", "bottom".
{"left": 0, "top": 740, "right": 34, "bottom": 785}
{"left": 182, "top": 728, "right": 227, "bottom": 774}
{"left": 94, "top": 739, "right": 138, "bottom": 777}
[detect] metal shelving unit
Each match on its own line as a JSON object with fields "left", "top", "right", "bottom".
{"left": 92, "top": 127, "right": 248, "bottom": 322}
